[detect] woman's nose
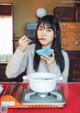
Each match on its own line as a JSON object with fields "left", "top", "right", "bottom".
{"left": 41, "top": 30, "right": 46, "bottom": 36}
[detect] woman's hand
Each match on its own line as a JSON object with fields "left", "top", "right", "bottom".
{"left": 41, "top": 51, "right": 55, "bottom": 65}
{"left": 18, "top": 35, "right": 32, "bottom": 52}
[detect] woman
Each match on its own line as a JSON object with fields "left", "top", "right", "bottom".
{"left": 6, "top": 15, "right": 69, "bottom": 82}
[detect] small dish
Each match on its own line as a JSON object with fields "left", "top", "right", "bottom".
{"left": 0, "top": 85, "right": 3, "bottom": 94}
{"left": 36, "top": 48, "right": 54, "bottom": 56}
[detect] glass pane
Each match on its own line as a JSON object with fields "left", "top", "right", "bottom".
{"left": 0, "top": 16, "right": 13, "bottom": 63}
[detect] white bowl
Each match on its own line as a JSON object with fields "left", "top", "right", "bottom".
{"left": 23, "top": 73, "right": 62, "bottom": 93}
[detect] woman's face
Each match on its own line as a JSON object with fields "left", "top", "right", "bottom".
{"left": 37, "top": 23, "right": 55, "bottom": 48}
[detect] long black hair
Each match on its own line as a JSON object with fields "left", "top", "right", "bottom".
{"left": 33, "top": 15, "right": 65, "bottom": 73}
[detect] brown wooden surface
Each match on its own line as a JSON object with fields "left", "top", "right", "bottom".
{"left": 54, "top": 7, "right": 75, "bottom": 22}
{"left": 60, "top": 22, "right": 80, "bottom": 50}
{"left": 4, "top": 82, "right": 24, "bottom": 102}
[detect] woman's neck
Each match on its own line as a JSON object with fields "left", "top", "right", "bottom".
{"left": 42, "top": 43, "right": 52, "bottom": 48}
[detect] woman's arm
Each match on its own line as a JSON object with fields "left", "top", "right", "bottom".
{"left": 47, "top": 61, "right": 61, "bottom": 76}
{"left": 46, "top": 51, "right": 69, "bottom": 82}
{"left": 6, "top": 35, "right": 31, "bottom": 78}
{"left": 5, "top": 47, "right": 28, "bottom": 78}
{"left": 40, "top": 51, "right": 61, "bottom": 76}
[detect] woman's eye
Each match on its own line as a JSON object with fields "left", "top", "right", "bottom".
{"left": 38, "top": 28, "right": 43, "bottom": 30}
{"left": 47, "top": 29, "right": 51, "bottom": 32}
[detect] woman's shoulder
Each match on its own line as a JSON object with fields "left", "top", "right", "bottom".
{"left": 62, "top": 50, "right": 69, "bottom": 59}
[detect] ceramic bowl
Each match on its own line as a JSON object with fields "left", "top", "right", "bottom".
{"left": 36, "top": 48, "right": 54, "bottom": 56}
{"left": 23, "top": 73, "right": 62, "bottom": 93}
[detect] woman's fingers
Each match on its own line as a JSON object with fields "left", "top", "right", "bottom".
{"left": 19, "top": 38, "right": 31, "bottom": 46}
{"left": 19, "top": 35, "right": 31, "bottom": 44}
{"left": 41, "top": 51, "right": 55, "bottom": 65}
{"left": 41, "top": 55, "right": 52, "bottom": 64}
{"left": 18, "top": 35, "right": 32, "bottom": 52}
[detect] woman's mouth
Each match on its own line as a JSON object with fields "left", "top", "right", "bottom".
{"left": 39, "top": 38, "right": 46, "bottom": 41}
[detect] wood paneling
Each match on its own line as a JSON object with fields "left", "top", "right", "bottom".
{"left": 60, "top": 22, "right": 80, "bottom": 50}
{"left": 54, "top": 7, "right": 75, "bottom": 22}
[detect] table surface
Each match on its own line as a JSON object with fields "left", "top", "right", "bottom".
{"left": 0, "top": 82, "right": 80, "bottom": 113}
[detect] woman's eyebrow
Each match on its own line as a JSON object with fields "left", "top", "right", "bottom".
{"left": 39, "top": 25, "right": 51, "bottom": 30}
{"left": 39, "top": 25, "right": 43, "bottom": 28}
{"left": 39, "top": 25, "right": 48, "bottom": 29}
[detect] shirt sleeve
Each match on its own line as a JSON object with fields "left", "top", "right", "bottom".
{"left": 47, "top": 60, "right": 61, "bottom": 76}
{"left": 61, "top": 52, "right": 69, "bottom": 82}
{"left": 47, "top": 51, "right": 69, "bottom": 83}
{"left": 5, "top": 47, "right": 29, "bottom": 78}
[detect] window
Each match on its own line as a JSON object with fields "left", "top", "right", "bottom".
{"left": 0, "top": 3, "right": 13, "bottom": 63}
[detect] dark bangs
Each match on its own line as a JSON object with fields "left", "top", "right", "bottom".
{"left": 37, "top": 15, "right": 57, "bottom": 32}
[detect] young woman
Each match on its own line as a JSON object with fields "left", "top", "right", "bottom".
{"left": 6, "top": 15, "right": 69, "bottom": 82}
